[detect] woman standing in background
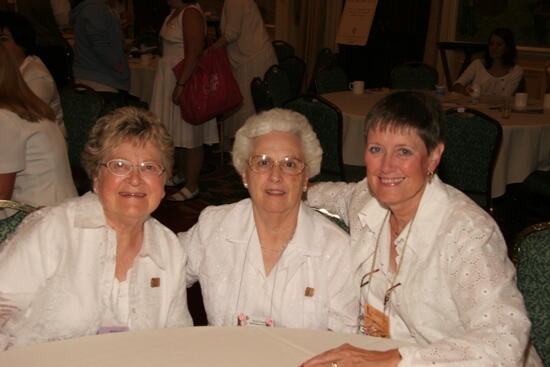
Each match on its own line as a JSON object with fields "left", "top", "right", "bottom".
{"left": 211, "top": 0, "right": 277, "bottom": 143}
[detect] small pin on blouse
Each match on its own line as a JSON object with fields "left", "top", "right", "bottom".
{"left": 305, "top": 287, "right": 314, "bottom": 297}
{"left": 150, "top": 277, "right": 160, "bottom": 287}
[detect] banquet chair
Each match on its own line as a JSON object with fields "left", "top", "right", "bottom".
{"left": 60, "top": 83, "right": 104, "bottom": 194}
{"left": 264, "top": 65, "right": 293, "bottom": 107}
{"left": 279, "top": 56, "right": 306, "bottom": 97}
{"left": 250, "top": 77, "right": 274, "bottom": 113}
{"left": 314, "top": 66, "right": 348, "bottom": 94}
{"left": 272, "top": 40, "right": 295, "bottom": 62}
{"left": 513, "top": 221, "right": 550, "bottom": 366}
{"left": 0, "top": 200, "right": 36, "bottom": 244}
{"left": 438, "top": 108, "right": 502, "bottom": 211}
{"left": 284, "top": 95, "right": 345, "bottom": 182}
{"left": 308, "top": 48, "right": 338, "bottom": 92}
{"left": 390, "top": 61, "right": 438, "bottom": 90}
{"left": 312, "top": 208, "right": 349, "bottom": 233}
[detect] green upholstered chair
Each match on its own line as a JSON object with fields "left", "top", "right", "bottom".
{"left": 438, "top": 108, "right": 502, "bottom": 211}
{"left": 279, "top": 56, "right": 306, "bottom": 97}
{"left": 390, "top": 61, "right": 438, "bottom": 90}
{"left": 284, "top": 95, "right": 345, "bottom": 182}
{"left": 308, "top": 48, "right": 338, "bottom": 93}
{"left": 60, "top": 84, "right": 103, "bottom": 194}
{"left": 250, "top": 77, "right": 274, "bottom": 113}
{"left": 314, "top": 66, "right": 348, "bottom": 94}
{"left": 0, "top": 200, "right": 36, "bottom": 244}
{"left": 272, "top": 40, "right": 295, "bottom": 62}
{"left": 264, "top": 65, "right": 293, "bottom": 107}
{"left": 513, "top": 222, "right": 550, "bottom": 366}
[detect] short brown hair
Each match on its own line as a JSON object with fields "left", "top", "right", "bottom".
{"left": 81, "top": 107, "right": 174, "bottom": 180}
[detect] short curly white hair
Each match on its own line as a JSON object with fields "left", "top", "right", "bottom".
{"left": 232, "top": 108, "right": 323, "bottom": 179}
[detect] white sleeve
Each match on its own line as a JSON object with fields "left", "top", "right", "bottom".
{"left": 0, "top": 210, "right": 61, "bottom": 349}
{"left": 50, "top": 0, "right": 71, "bottom": 29}
{"left": 398, "top": 223, "right": 531, "bottom": 367}
{"left": 26, "top": 75, "right": 55, "bottom": 106}
{"left": 221, "top": 0, "right": 244, "bottom": 43}
{"left": 453, "top": 59, "right": 480, "bottom": 88}
{"left": 0, "top": 113, "right": 26, "bottom": 174}
{"left": 178, "top": 211, "right": 211, "bottom": 288}
{"left": 502, "top": 65, "right": 524, "bottom": 96}
{"left": 307, "top": 181, "right": 359, "bottom": 225}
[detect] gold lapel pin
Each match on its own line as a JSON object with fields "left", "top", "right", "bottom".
{"left": 305, "top": 287, "right": 314, "bottom": 297}
{"left": 150, "top": 277, "right": 160, "bottom": 288}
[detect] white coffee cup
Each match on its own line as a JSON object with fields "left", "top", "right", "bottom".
{"left": 544, "top": 93, "right": 550, "bottom": 109}
{"left": 140, "top": 53, "right": 152, "bottom": 67}
{"left": 349, "top": 80, "right": 365, "bottom": 95}
{"left": 514, "top": 92, "right": 528, "bottom": 109}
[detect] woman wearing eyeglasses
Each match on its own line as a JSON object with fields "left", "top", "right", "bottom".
{"left": 0, "top": 107, "right": 193, "bottom": 349}
{"left": 301, "top": 91, "right": 541, "bottom": 367}
{"left": 180, "top": 108, "right": 357, "bottom": 332}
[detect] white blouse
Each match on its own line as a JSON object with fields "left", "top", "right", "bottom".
{"left": 0, "top": 193, "right": 193, "bottom": 349}
{"left": 180, "top": 199, "right": 358, "bottom": 333}
{"left": 307, "top": 176, "right": 541, "bottom": 367}
{"left": 453, "top": 59, "right": 524, "bottom": 97}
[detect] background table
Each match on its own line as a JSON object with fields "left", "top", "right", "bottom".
{"left": 0, "top": 327, "right": 411, "bottom": 367}
{"left": 323, "top": 91, "right": 550, "bottom": 197}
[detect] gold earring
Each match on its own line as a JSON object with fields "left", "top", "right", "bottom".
{"left": 243, "top": 182, "right": 248, "bottom": 188}
{"left": 427, "top": 171, "right": 434, "bottom": 183}
{"left": 303, "top": 186, "right": 307, "bottom": 192}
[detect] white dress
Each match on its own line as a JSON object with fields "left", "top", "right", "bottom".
{"left": 220, "top": 0, "right": 277, "bottom": 138}
{"left": 150, "top": 5, "right": 219, "bottom": 149}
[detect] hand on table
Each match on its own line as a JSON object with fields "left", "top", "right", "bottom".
{"left": 300, "top": 344, "right": 401, "bottom": 367}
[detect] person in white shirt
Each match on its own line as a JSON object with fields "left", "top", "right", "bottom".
{"left": 0, "top": 12, "right": 66, "bottom": 136}
{"left": 453, "top": 28, "right": 524, "bottom": 97}
{"left": 0, "top": 107, "right": 193, "bottom": 349}
{"left": 302, "top": 91, "right": 542, "bottom": 367}
{"left": 180, "top": 108, "right": 357, "bottom": 332}
{"left": 0, "top": 43, "right": 76, "bottom": 213}
{"left": 211, "top": 0, "right": 277, "bottom": 140}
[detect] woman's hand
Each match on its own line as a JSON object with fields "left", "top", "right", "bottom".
{"left": 300, "top": 344, "right": 401, "bottom": 367}
{"left": 172, "top": 85, "right": 184, "bottom": 105}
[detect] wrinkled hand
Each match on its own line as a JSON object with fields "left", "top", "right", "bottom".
{"left": 172, "top": 85, "right": 183, "bottom": 105}
{"left": 300, "top": 344, "right": 401, "bottom": 367}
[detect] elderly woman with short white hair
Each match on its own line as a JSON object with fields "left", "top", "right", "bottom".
{"left": 180, "top": 108, "right": 357, "bottom": 331}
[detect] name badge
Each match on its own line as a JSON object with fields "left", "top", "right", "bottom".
{"left": 237, "top": 313, "right": 273, "bottom": 327}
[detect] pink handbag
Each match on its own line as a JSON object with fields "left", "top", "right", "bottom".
{"left": 173, "top": 48, "right": 243, "bottom": 125}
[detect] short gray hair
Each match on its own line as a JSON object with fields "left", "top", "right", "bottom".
{"left": 232, "top": 108, "right": 322, "bottom": 178}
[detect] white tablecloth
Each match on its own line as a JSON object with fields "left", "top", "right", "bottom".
{"left": 0, "top": 327, "right": 411, "bottom": 367}
{"left": 129, "top": 57, "right": 158, "bottom": 104}
{"left": 323, "top": 91, "right": 550, "bottom": 197}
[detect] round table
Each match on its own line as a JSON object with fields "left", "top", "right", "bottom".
{"left": 0, "top": 327, "right": 411, "bottom": 367}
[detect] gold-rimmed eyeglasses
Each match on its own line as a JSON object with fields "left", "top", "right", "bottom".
{"left": 100, "top": 159, "right": 165, "bottom": 177}
{"left": 247, "top": 155, "right": 306, "bottom": 175}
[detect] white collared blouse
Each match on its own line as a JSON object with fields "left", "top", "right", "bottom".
{"left": 307, "top": 175, "right": 540, "bottom": 367}
{"left": 180, "top": 199, "right": 358, "bottom": 333}
{"left": 0, "top": 192, "right": 193, "bottom": 349}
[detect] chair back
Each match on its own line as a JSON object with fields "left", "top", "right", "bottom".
{"left": 0, "top": 200, "right": 36, "bottom": 244}
{"left": 390, "top": 62, "right": 438, "bottom": 90}
{"left": 272, "top": 40, "right": 295, "bottom": 62}
{"left": 438, "top": 108, "right": 502, "bottom": 211}
{"left": 312, "top": 208, "right": 349, "bottom": 233}
{"left": 264, "top": 65, "right": 293, "bottom": 107}
{"left": 279, "top": 56, "right": 306, "bottom": 97}
{"left": 513, "top": 221, "right": 550, "bottom": 366}
{"left": 250, "top": 77, "right": 274, "bottom": 113}
{"left": 283, "top": 95, "right": 345, "bottom": 181}
{"left": 314, "top": 66, "right": 348, "bottom": 94}
{"left": 308, "top": 48, "right": 338, "bottom": 92}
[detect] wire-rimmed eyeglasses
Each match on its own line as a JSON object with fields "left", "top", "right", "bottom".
{"left": 100, "top": 159, "right": 165, "bottom": 177}
{"left": 247, "top": 155, "right": 306, "bottom": 175}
